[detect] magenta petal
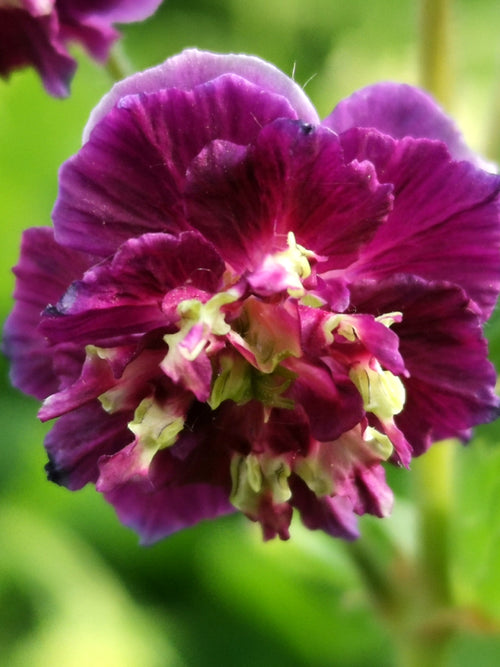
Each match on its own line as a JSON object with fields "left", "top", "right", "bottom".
{"left": 1, "top": 1, "right": 162, "bottom": 97}
{"left": 65, "top": 231, "right": 222, "bottom": 310}
{"left": 285, "top": 357, "right": 363, "bottom": 442}
{"left": 290, "top": 476, "right": 360, "bottom": 540}
{"left": 96, "top": 440, "right": 149, "bottom": 493}
{"left": 185, "top": 140, "right": 265, "bottom": 272}
{"left": 298, "top": 304, "right": 336, "bottom": 355}
{"left": 251, "top": 120, "right": 392, "bottom": 270}
{"left": 55, "top": 75, "right": 299, "bottom": 256}
{"left": 61, "top": 231, "right": 224, "bottom": 310}
{"left": 186, "top": 119, "right": 392, "bottom": 273}
{"left": 312, "top": 276, "right": 351, "bottom": 312}
{"left": 102, "top": 479, "right": 234, "bottom": 545}
{"left": 85, "top": 48, "right": 319, "bottom": 140}
{"left": 333, "top": 313, "right": 407, "bottom": 376}
{"left": 58, "top": 14, "right": 118, "bottom": 62}
{"left": 342, "top": 129, "right": 500, "bottom": 318}
{"left": 40, "top": 231, "right": 224, "bottom": 347}
{"left": 252, "top": 497, "right": 293, "bottom": 541}
{"left": 3, "top": 227, "right": 91, "bottom": 399}
{"left": 260, "top": 407, "right": 311, "bottom": 457}
{"left": 324, "top": 82, "right": 483, "bottom": 165}
{"left": 295, "top": 428, "right": 394, "bottom": 518}
{"left": 0, "top": 8, "right": 75, "bottom": 97}
{"left": 40, "top": 303, "right": 166, "bottom": 348}
{"left": 382, "top": 421, "right": 412, "bottom": 468}
{"left": 39, "top": 348, "right": 116, "bottom": 421}
{"left": 160, "top": 344, "right": 213, "bottom": 402}
{"left": 350, "top": 464, "right": 393, "bottom": 517}
{"left": 321, "top": 429, "right": 394, "bottom": 517}
{"left": 59, "top": 0, "right": 163, "bottom": 23}
{"left": 45, "top": 400, "right": 133, "bottom": 490}
{"left": 18, "top": 2, "right": 57, "bottom": 16}
{"left": 350, "top": 276, "right": 500, "bottom": 455}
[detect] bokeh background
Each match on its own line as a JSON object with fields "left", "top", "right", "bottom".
{"left": 1, "top": 1, "right": 500, "bottom": 665}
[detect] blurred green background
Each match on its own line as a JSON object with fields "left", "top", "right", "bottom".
{"left": 1, "top": 1, "right": 500, "bottom": 665}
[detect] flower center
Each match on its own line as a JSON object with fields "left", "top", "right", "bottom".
{"left": 163, "top": 291, "right": 237, "bottom": 361}
{"left": 248, "top": 231, "right": 320, "bottom": 297}
{"left": 91, "top": 226, "right": 409, "bottom": 524}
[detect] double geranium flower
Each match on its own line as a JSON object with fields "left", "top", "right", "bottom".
{"left": 0, "top": 0, "right": 162, "bottom": 96}
{"left": 5, "top": 50, "right": 500, "bottom": 542}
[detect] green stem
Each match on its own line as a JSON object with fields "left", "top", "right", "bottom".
{"left": 395, "top": 631, "right": 452, "bottom": 667}
{"left": 412, "top": 442, "right": 454, "bottom": 608}
{"left": 485, "top": 66, "right": 500, "bottom": 161}
{"left": 344, "top": 447, "right": 456, "bottom": 665}
{"left": 105, "top": 42, "right": 134, "bottom": 83}
{"left": 419, "top": 0, "right": 453, "bottom": 107}
{"left": 347, "top": 6, "right": 459, "bottom": 664}
{"left": 415, "top": 0, "right": 456, "bottom": 620}
{"left": 394, "top": 441, "right": 456, "bottom": 666}
{"left": 344, "top": 538, "right": 402, "bottom": 618}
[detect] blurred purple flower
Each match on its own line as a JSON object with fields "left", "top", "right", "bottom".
{"left": 4, "top": 50, "right": 500, "bottom": 542}
{"left": 0, "top": 0, "right": 163, "bottom": 97}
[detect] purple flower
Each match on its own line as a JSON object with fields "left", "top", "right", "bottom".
{"left": 0, "top": 0, "right": 163, "bottom": 97}
{"left": 4, "top": 49, "right": 500, "bottom": 543}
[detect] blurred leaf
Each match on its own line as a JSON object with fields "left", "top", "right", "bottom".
{"left": 198, "top": 519, "right": 393, "bottom": 666}
{"left": 451, "top": 438, "right": 500, "bottom": 621}
{"left": 0, "top": 506, "right": 183, "bottom": 667}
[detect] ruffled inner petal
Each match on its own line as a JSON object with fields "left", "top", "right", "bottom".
{"left": 40, "top": 231, "right": 225, "bottom": 347}
{"left": 54, "top": 74, "right": 301, "bottom": 256}
{"left": 324, "top": 82, "right": 483, "bottom": 165}
{"left": 185, "top": 119, "right": 393, "bottom": 273}
{"left": 342, "top": 128, "right": 500, "bottom": 318}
